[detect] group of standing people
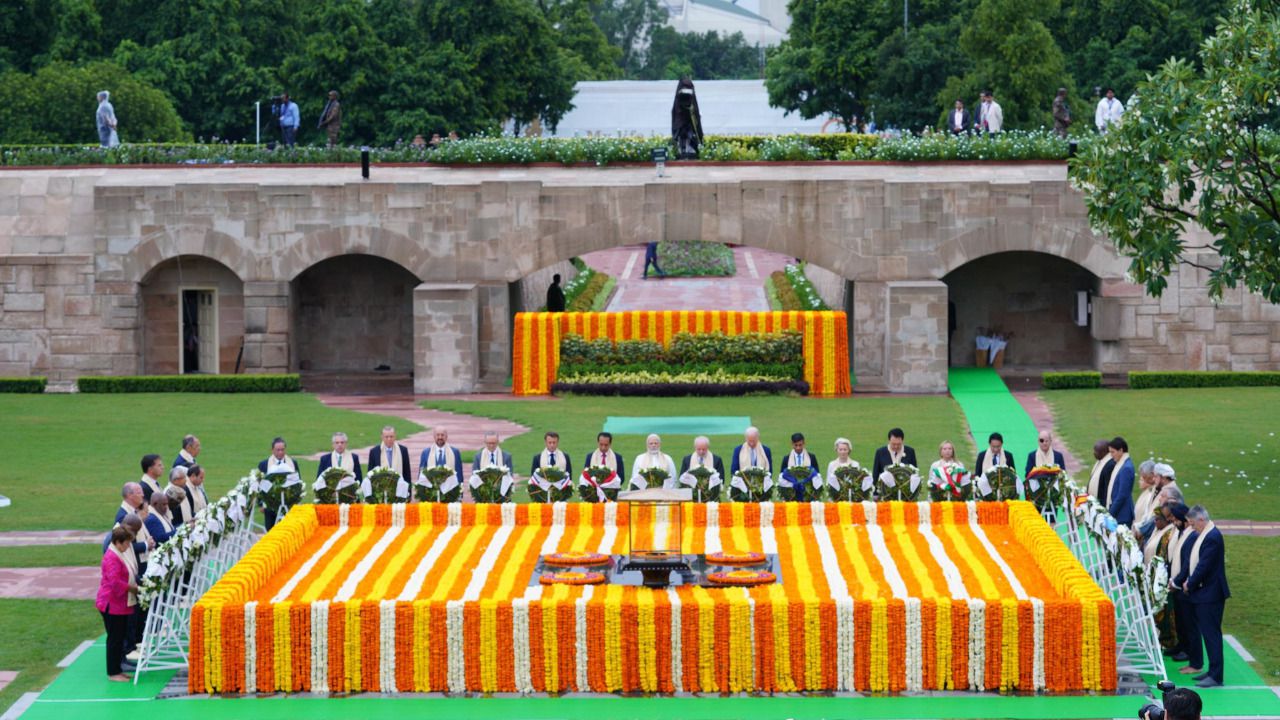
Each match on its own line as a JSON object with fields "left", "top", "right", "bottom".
{"left": 948, "top": 91, "right": 1005, "bottom": 135}
{"left": 97, "top": 435, "right": 210, "bottom": 681}
{"left": 274, "top": 90, "right": 342, "bottom": 148}
{"left": 946, "top": 86, "right": 1126, "bottom": 138}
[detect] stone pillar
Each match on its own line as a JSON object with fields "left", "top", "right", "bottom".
{"left": 475, "top": 283, "right": 511, "bottom": 390}
{"left": 886, "top": 281, "right": 949, "bottom": 393}
{"left": 242, "top": 281, "right": 290, "bottom": 373}
{"left": 413, "top": 283, "right": 479, "bottom": 394}
{"left": 852, "top": 281, "right": 888, "bottom": 390}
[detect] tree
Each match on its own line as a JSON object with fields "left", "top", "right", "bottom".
{"left": 1069, "top": 2, "right": 1280, "bottom": 302}
{"left": 869, "top": 18, "right": 967, "bottom": 131}
{"left": 0, "top": 61, "right": 187, "bottom": 143}
{"left": 591, "top": 0, "right": 667, "bottom": 76}
{"left": 766, "top": 0, "right": 880, "bottom": 130}
{"left": 540, "top": 0, "right": 624, "bottom": 80}
{"left": 939, "top": 0, "right": 1070, "bottom": 129}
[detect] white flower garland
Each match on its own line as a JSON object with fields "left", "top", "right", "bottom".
{"left": 599, "top": 501, "right": 619, "bottom": 554}
{"left": 836, "top": 598, "right": 855, "bottom": 691}
{"left": 513, "top": 599, "right": 533, "bottom": 693}
{"left": 445, "top": 600, "right": 465, "bottom": 693}
{"left": 758, "top": 501, "right": 777, "bottom": 554}
{"left": 968, "top": 599, "right": 986, "bottom": 691}
{"left": 862, "top": 499, "right": 877, "bottom": 525}
{"left": 244, "top": 600, "right": 257, "bottom": 693}
{"left": 462, "top": 510, "right": 515, "bottom": 601}
{"left": 447, "top": 501, "right": 462, "bottom": 527}
{"left": 391, "top": 501, "right": 406, "bottom": 528}
{"left": 916, "top": 510, "right": 972, "bottom": 600}
{"left": 335, "top": 525, "right": 403, "bottom": 602}
{"left": 1031, "top": 597, "right": 1046, "bottom": 691}
{"left": 703, "top": 502, "right": 721, "bottom": 554}
{"left": 311, "top": 600, "right": 328, "bottom": 694}
{"left": 272, "top": 524, "right": 349, "bottom": 603}
{"left": 904, "top": 597, "right": 922, "bottom": 692}
{"left": 864, "top": 516, "right": 908, "bottom": 599}
{"left": 966, "top": 502, "right": 1028, "bottom": 600}
{"left": 379, "top": 600, "right": 397, "bottom": 692}
{"left": 666, "top": 587, "right": 683, "bottom": 693}
{"left": 396, "top": 524, "right": 461, "bottom": 601}
{"left": 574, "top": 590, "right": 591, "bottom": 691}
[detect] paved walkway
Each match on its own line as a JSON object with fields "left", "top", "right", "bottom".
{"left": 0, "top": 531, "right": 103, "bottom": 548}
{"left": 0, "top": 566, "right": 98, "bottom": 600}
{"left": 580, "top": 244, "right": 792, "bottom": 311}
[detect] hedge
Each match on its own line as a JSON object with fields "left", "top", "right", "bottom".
{"left": 1042, "top": 371, "right": 1102, "bottom": 389}
{"left": 551, "top": 379, "right": 810, "bottom": 397}
{"left": 566, "top": 271, "right": 613, "bottom": 312}
{"left": 77, "top": 374, "right": 301, "bottom": 393}
{"left": 558, "top": 360, "right": 804, "bottom": 381}
{"left": 1128, "top": 371, "right": 1280, "bottom": 389}
{"left": 656, "top": 241, "right": 735, "bottom": 277}
{"left": 560, "top": 331, "right": 803, "bottom": 369}
{"left": 0, "top": 377, "right": 46, "bottom": 393}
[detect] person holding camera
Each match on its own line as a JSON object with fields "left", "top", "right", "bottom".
{"left": 278, "top": 93, "right": 300, "bottom": 147}
{"left": 1142, "top": 683, "right": 1201, "bottom": 720}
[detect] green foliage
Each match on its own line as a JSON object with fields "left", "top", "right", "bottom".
{"left": 766, "top": 0, "right": 879, "bottom": 130}
{"left": 0, "top": 377, "right": 46, "bottom": 393}
{"left": 764, "top": 275, "right": 782, "bottom": 310}
{"left": 838, "top": 130, "right": 1070, "bottom": 161}
{"left": 870, "top": 17, "right": 970, "bottom": 132}
{"left": 565, "top": 270, "right": 615, "bottom": 312}
{"left": 655, "top": 241, "right": 736, "bottom": 277}
{"left": 1069, "top": 4, "right": 1280, "bottom": 303}
{"left": 77, "top": 374, "right": 301, "bottom": 393}
{"left": 668, "top": 331, "right": 804, "bottom": 365}
{"left": 0, "top": 61, "right": 186, "bottom": 144}
{"left": 1128, "top": 371, "right": 1280, "bottom": 390}
{"left": 559, "top": 331, "right": 805, "bottom": 381}
{"left": 588, "top": 276, "right": 616, "bottom": 311}
{"left": 1042, "top": 371, "right": 1102, "bottom": 389}
{"left": 781, "top": 264, "right": 831, "bottom": 310}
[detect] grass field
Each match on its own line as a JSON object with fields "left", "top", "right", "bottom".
{"left": 0, "top": 599, "right": 102, "bottom": 714}
{"left": 422, "top": 395, "right": 976, "bottom": 500}
{"left": 1222, "top": 536, "right": 1280, "bottom": 681}
{"left": 0, "top": 394, "right": 421, "bottom": 532}
{"left": 1043, "top": 387, "right": 1280, "bottom": 521}
{"left": 0, "top": 544, "right": 104, "bottom": 567}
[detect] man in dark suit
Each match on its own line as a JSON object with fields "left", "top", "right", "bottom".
{"left": 1106, "top": 436, "right": 1136, "bottom": 526}
{"left": 975, "top": 432, "right": 1017, "bottom": 475}
{"left": 1025, "top": 430, "right": 1066, "bottom": 474}
{"left": 531, "top": 431, "right": 571, "bottom": 476}
{"left": 316, "top": 431, "right": 363, "bottom": 482}
{"left": 173, "top": 435, "right": 200, "bottom": 470}
{"left": 948, "top": 99, "right": 971, "bottom": 135}
{"left": 680, "top": 435, "right": 724, "bottom": 477}
{"left": 1182, "top": 505, "right": 1230, "bottom": 687}
{"left": 367, "top": 425, "right": 411, "bottom": 476}
{"left": 730, "top": 426, "right": 773, "bottom": 476}
{"left": 474, "top": 431, "right": 514, "bottom": 473}
{"left": 138, "top": 454, "right": 164, "bottom": 506}
{"left": 258, "top": 436, "right": 301, "bottom": 530}
{"left": 872, "top": 428, "right": 917, "bottom": 479}
{"left": 1166, "top": 503, "right": 1197, "bottom": 664}
{"left": 780, "top": 432, "right": 821, "bottom": 500}
{"left": 584, "top": 432, "right": 625, "bottom": 478}
{"left": 418, "top": 427, "right": 464, "bottom": 489}
{"left": 116, "top": 482, "right": 144, "bottom": 524}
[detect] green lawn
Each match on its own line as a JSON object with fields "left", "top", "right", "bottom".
{"left": 0, "top": 599, "right": 102, "bottom": 714}
{"left": 0, "top": 544, "right": 105, "bottom": 567}
{"left": 1224, "top": 536, "right": 1280, "bottom": 682}
{"left": 0, "top": 394, "right": 421, "bottom": 532}
{"left": 1043, "top": 387, "right": 1280, "bottom": 521}
{"left": 421, "top": 395, "right": 975, "bottom": 501}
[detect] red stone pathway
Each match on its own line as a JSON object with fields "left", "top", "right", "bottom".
{"left": 0, "top": 566, "right": 98, "bottom": 600}
{"left": 580, "top": 244, "right": 794, "bottom": 311}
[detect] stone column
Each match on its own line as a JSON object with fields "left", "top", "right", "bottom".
{"left": 852, "top": 281, "right": 888, "bottom": 390}
{"left": 413, "top": 283, "right": 479, "bottom": 394}
{"left": 886, "top": 281, "right": 948, "bottom": 393}
{"left": 475, "top": 283, "right": 511, "bottom": 390}
{"left": 242, "top": 281, "right": 290, "bottom": 373}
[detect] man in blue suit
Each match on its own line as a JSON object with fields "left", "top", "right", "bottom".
{"left": 316, "top": 431, "right": 363, "bottom": 483}
{"left": 1105, "top": 436, "right": 1136, "bottom": 526}
{"left": 1182, "top": 505, "right": 1230, "bottom": 687}
{"left": 730, "top": 426, "right": 772, "bottom": 476}
{"left": 1025, "top": 430, "right": 1066, "bottom": 474}
{"left": 419, "top": 427, "right": 464, "bottom": 490}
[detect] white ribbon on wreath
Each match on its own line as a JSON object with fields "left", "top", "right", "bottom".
{"left": 578, "top": 468, "right": 622, "bottom": 502}
{"left": 468, "top": 471, "right": 514, "bottom": 497}
{"left": 529, "top": 469, "right": 573, "bottom": 492}
{"left": 678, "top": 470, "right": 723, "bottom": 489}
{"left": 417, "top": 470, "right": 460, "bottom": 496}
{"left": 312, "top": 471, "right": 356, "bottom": 493}
{"left": 729, "top": 472, "right": 774, "bottom": 495}
{"left": 359, "top": 473, "right": 411, "bottom": 500}
{"left": 825, "top": 462, "right": 871, "bottom": 491}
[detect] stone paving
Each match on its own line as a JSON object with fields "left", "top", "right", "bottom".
{"left": 0, "top": 566, "right": 98, "bottom": 600}
{"left": 0, "top": 531, "right": 104, "bottom": 548}
{"left": 581, "top": 244, "right": 793, "bottom": 311}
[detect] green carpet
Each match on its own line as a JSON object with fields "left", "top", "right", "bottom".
{"left": 948, "top": 368, "right": 1041, "bottom": 467}
{"left": 602, "top": 416, "right": 751, "bottom": 436}
{"left": 1140, "top": 640, "right": 1280, "bottom": 716}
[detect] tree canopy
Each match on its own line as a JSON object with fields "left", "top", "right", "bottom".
{"left": 1069, "top": 1, "right": 1280, "bottom": 302}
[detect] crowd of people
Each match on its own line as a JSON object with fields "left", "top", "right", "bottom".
{"left": 97, "top": 425, "right": 1228, "bottom": 691}
{"left": 945, "top": 85, "right": 1126, "bottom": 139}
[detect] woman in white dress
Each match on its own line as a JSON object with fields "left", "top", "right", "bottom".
{"left": 825, "top": 437, "right": 859, "bottom": 482}
{"left": 929, "top": 440, "right": 970, "bottom": 499}
{"left": 630, "top": 433, "right": 677, "bottom": 489}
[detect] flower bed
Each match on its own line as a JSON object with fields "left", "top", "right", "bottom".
{"left": 655, "top": 241, "right": 736, "bottom": 277}
{"left": 191, "top": 500, "right": 1114, "bottom": 695}
{"left": 513, "top": 311, "right": 850, "bottom": 396}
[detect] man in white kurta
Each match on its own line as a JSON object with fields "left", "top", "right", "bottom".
{"left": 631, "top": 434, "right": 677, "bottom": 489}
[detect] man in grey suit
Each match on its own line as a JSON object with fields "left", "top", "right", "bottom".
{"left": 472, "top": 431, "right": 512, "bottom": 473}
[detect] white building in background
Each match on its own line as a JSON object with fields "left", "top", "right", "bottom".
{"left": 660, "top": 0, "right": 787, "bottom": 47}
{"left": 546, "top": 79, "right": 830, "bottom": 137}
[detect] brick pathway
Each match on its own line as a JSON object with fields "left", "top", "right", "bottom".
{"left": 580, "top": 244, "right": 793, "bottom": 311}
{"left": 0, "top": 531, "right": 103, "bottom": 548}
{"left": 1011, "top": 391, "right": 1084, "bottom": 475}
{"left": 0, "top": 566, "right": 98, "bottom": 600}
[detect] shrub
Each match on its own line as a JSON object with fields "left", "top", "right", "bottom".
{"left": 557, "top": 332, "right": 805, "bottom": 383}
{"left": 552, "top": 379, "right": 809, "bottom": 397}
{"left": 781, "top": 264, "right": 830, "bottom": 311}
{"left": 0, "top": 377, "right": 46, "bottom": 393}
{"left": 655, "top": 241, "right": 735, "bottom": 277}
{"left": 566, "top": 272, "right": 612, "bottom": 312}
{"left": 760, "top": 137, "right": 823, "bottom": 161}
{"left": 1128, "top": 371, "right": 1280, "bottom": 389}
{"left": 1042, "top": 371, "right": 1102, "bottom": 389}
{"left": 667, "top": 332, "right": 803, "bottom": 366}
{"left": 77, "top": 374, "right": 301, "bottom": 393}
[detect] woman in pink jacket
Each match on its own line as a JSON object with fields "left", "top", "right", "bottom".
{"left": 96, "top": 526, "right": 137, "bottom": 681}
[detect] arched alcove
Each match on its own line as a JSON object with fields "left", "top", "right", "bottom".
{"left": 139, "top": 255, "right": 245, "bottom": 374}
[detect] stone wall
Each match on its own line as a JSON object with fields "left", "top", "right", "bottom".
{"left": 140, "top": 256, "right": 245, "bottom": 374}
{"left": 803, "top": 263, "right": 848, "bottom": 311}
{"left": 515, "top": 260, "right": 578, "bottom": 313}
{"left": 292, "top": 255, "right": 417, "bottom": 373}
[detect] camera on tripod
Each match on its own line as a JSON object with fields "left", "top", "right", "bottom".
{"left": 1139, "top": 680, "right": 1178, "bottom": 720}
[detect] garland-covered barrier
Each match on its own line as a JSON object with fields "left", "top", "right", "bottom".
{"left": 190, "top": 500, "right": 1114, "bottom": 694}
{"left": 512, "top": 311, "right": 851, "bottom": 396}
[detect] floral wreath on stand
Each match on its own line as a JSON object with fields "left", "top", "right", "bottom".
{"left": 363, "top": 466, "right": 410, "bottom": 504}
{"left": 529, "top": 465, "right": 574, "bottom": 503}
{"left": 579, "top": 465, "right": 621, "bottom": 502}
{"left": 313, "top": 466, "right": 360, "bottom": 505}
{"left": 827, "top": 463, "right": 871, "bottom": 502}
{"left": 777, "top": 464, "right": 822, "bottom": 502}
{"left": 629, "top": 466, "right": 671, "bottom": 492}
{"left": 878, "top": 463, "right": 922, "bottom": 502}
{"left": 258, "top": 467, "right": 304, "bottom": 517}
{"left": 416, "top": 465, "right": 461, "bottom": 503}
{"left": 928, "top": 463, "right": 970, "bottom": 502}
{"left": 679, "top": 465, "right": 722, "bottom": 503}
{"left": 976, "top": 465, "right": 1020, "bottom": 502}
{"left": 470, "top": 465, "right": 513, "bottom": 504}
{"left": 729, "top": 467, "right": 773, "bottom": 502}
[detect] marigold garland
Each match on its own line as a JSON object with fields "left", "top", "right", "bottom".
{"left": 190, "top": 500, "right": 1115, "bottom": 695}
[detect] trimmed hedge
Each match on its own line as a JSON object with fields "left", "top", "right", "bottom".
{"left": 77, "top": 374, "right": 301, "bottom": 393}
{"left": 1128, "top": 371, "right": 1280, "bottom": 389}
{"left": 566, "top": 271, "right": 613, "bottom": 312}
{"left": 551, "top": 380, "right": 809, "bottom": 397}
{"left": 558, "top": 360, "right": 804, "bottom": 380}
{"left": 1042, "top": 371, "right": 1102, "bottom": 389}
{"left": 0, "top": 377, "right": 47, "bottom": 393}
{"left": 560, "top": 331, "right": 803, "bottom": 370}
{"left": 656, "top": 241, "right": 736, "bottom": 277}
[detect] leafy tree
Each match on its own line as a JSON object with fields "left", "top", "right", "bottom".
{"left": 766, "top": 0, "right": 880, "bottom": 130}
{"left": 870, "top": 18, "right": 967, "bottom": 131}
{"left": 939, "top": 0, "right": 1070, "bottom": 128}
{"left": 1069, "top": 2, "right": 1280, "bottom": 302}
{"left": 591, "top": 0, "right": 667, "bottom": 76}
{"left": 540, "top": 0, "right": 624, "bottom": 80}
{"left": 0, "top": 60, "right": 187, "bottom": 143}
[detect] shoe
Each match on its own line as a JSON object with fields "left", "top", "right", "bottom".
{"left": 1194, "top": 672, "right": 1210, "bottom": 680}
{"left": 1170, "top": 652, "right": 1189, "bottom": 661}
{"left": 108, "top": 674, "right": 131, "bottom": 683}
{"left": 1196, "top": 677, "right": 1222, "bottom": 688}
{"left": 125, "top": 650, "right": 141, "bottom": 663}
{"left": 1179, "top": 665, "right": 1202, "bottom": 675}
